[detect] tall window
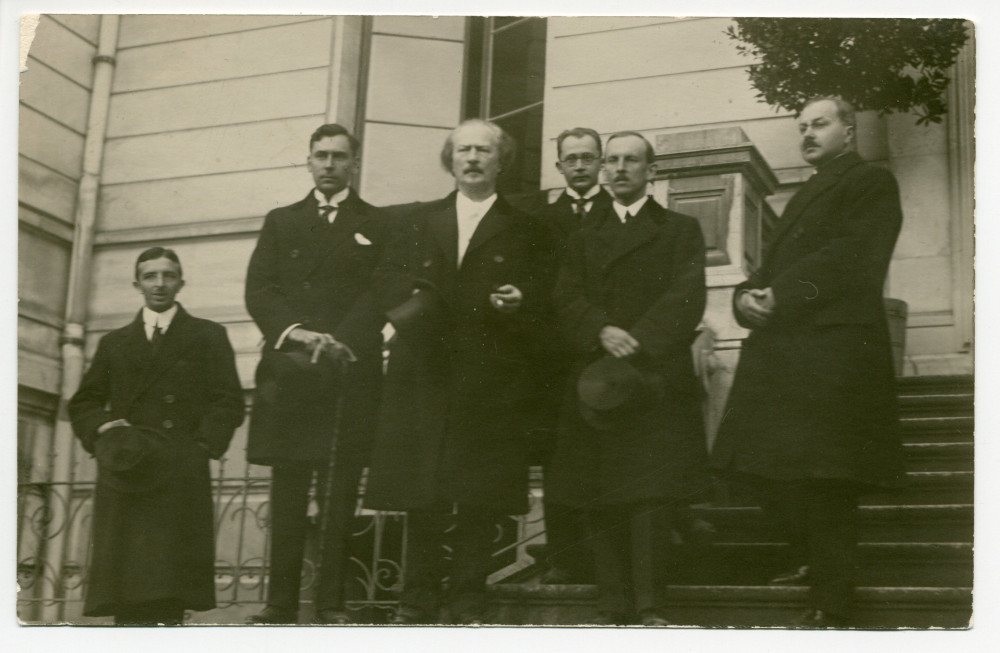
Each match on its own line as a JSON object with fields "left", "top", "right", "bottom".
{"left": 464, "top": 17, "right": 547, "bottom": 196}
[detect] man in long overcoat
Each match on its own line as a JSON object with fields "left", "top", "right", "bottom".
{"left": 69, "top": 247, "right": 244, "bottom": 625}
{"left": 710, "top": 97, "right": 905, "bottom": 627}
{"left": 513, "top": 127, "right": 612, "bottom": 585}
{"left": 244, "top": 123, "right": 388, "bottom": 624}
{"left": 363, "top": 119, "right": 551, "bottom": 624}
{"left": 548, "top": 131, "right": 708, "bottom": 625}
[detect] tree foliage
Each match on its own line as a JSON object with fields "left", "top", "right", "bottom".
{"left": 726, "top": 18, "right": 970, "bottom": 124}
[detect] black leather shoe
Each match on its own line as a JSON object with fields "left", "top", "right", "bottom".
{"left": 313, "top": 609, "right": 351, "bottom": 625}
{"left": 791, "top": 608, "right": 848, "bottom": 629}
{"left": 245, "top": 606, "right": 297, "bottom": 625}
{"left": 769, "top": 565, "right": 810, "bottom": 585}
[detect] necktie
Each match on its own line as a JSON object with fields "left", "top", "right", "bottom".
{"left": 319, "top": 205, "right": 336, "bottom": 222}
{"left": 622, "top": 211, "right": 631, "bottom": 223}
{"left": 572, "top": 198, "right": 588, "bottom": 218}
{"left": 151, "top": 324, "right": 163, "bottom": 350}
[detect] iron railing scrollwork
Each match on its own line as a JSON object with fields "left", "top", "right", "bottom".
{"left": 17, "top": 463, "right": 544, "bottom": 624}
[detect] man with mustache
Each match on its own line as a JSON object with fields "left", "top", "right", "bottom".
{"left": 711, "top": 97, "right": 905, "bottom": 627}
{"left": 515, "top": 127, "right": 611, "bottom": 586}
{"left": 363, "top": 119, "right": 551, "bottom": 624}
{"left": 244, "top": 123, "right": 388, "bottom": 624}
{"left": 548, "top": 131, "right": 708, "bottom": 625}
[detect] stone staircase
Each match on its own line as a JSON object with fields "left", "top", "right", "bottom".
{"left": 490, "top": 375, "right": 974, "bottom": 628}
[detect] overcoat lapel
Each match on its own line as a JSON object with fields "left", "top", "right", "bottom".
{"left": 767, "top": 152, "right": 863, "bottom": 252}
{"left": 601, "top": 201, "right": 660, "bottom": 272}
{"left": 550, "top": 192, "right": 577, "bottom": 236}
{"left": 124, "top": 306, "right": 198, "bottom": 408}
{"left": 276, "top": 193, "right": 326, "bottom": 270}
{"left": 463, "top": 198, "right": 515, "bottom": 267}
{"left": 426, "top": 195, "right": 459, "bottom": 271}
{"left": 304, "top": 190, "right": 372, "bottom": 277}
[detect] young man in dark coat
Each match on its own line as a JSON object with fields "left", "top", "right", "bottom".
{"left": 69, "top": 247, "right": 244, "bottom": 625}
{"left": 243, "top": 124, "right": 388, "bottom": 624}
{"left": 710, "top": 97, "right": 905, "bottom": 628}
{"left": 549, "top": 131, "right": 708, "bottom": 625}
{"left": 515, "top": 127, "right": 612, "bottom": 585}
{"left": 363, "top": 119, "right": 551, "bottom": 624}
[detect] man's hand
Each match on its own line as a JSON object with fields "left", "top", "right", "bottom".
{"left": 490, "top": 284, "right": 523, "bottom": 314}
{"left": 287, "top": 327, "right": 353, "bottom": 364}
{"left": 737, "top": 288, "right": 775, "bottom": 328}
{"left": 97, "top": 418, "right": 131, "bottom": 434}
{"left": 600, "top": 325, "right": 640, "bottom": 358}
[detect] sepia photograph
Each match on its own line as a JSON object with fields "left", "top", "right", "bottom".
{"left": 9, "top": 0, "right": 985, "bottom": 645}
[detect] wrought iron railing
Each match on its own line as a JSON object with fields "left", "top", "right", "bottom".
{"left": 16, "top": 462, "right": 545, "bottom": 625}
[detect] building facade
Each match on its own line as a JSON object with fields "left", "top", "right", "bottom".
{"left": 17, "top": 15, "right": 974, "bottom": 623}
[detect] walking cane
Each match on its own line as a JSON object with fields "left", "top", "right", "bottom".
{"left": 315, "top": 349, "right": 354, "bottom": 601}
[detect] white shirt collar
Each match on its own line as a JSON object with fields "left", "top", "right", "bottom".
{"left": 142, "top": 303, "right": 178, "bottom": 333}
{"left": 565, "top": 185, "right": 601, "bottom": 202}
{"left": 456, "top": 191, "right": 498, "bottom": 217}
{"left": 612, "top": 195, "right": 648, "bottom": 222}
{"left": 314, "top": 187, "right": 350, "bottom": 207}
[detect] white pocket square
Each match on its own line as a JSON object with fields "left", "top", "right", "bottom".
{"left": 354, "top": 233, "right": 373, "bottom": 245}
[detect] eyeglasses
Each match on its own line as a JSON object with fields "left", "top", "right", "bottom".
{"left": 560, "top": 154, "right": 599, "bottom": 166}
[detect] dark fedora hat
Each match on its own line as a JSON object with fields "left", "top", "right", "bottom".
{"left": 94, "top": 424, "right": 177, "bottom": 494}
{"left": 255, "top": 347, "right": 341, "bottom": 408}
{"left": 577, "top": 355, "right": 663, "bottom": 431}
{"left": 385, "top": 278, "right": 449, "bottom": 335}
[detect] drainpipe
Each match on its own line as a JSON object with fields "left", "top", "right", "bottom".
{"left": 39, "top": 14, "right": 119, "bottom": 624}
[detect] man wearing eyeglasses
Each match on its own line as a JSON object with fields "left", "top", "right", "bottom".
{"left": 546, "top": 127, "right": 614, "bottom": 243}
{"left": 516, "top": 127, "right": 612, "bottom": 586}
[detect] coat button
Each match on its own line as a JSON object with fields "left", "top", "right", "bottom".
{"left": 163, "top": 394, "right": 176, "bottom": 404}
{"left": 290, "top": 249, "right": 300, "bottom": 258}
{"left": 303, "top": 281, "right": 312, "bottom": 289}
{"left": 162, "top": 419, "right": 174, "bottom": 429}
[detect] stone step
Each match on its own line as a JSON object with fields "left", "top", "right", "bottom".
{"left": 690, "top": 505, "right": 973, "bottom": 543}
{"left": 864, "top": 471, "right": 973, "bottom": 505}
{"left": 899, "top": 393, "right": 973, "bottom": 417}
{"left": 488, "top": 584, "right": 972, "bottom": 628}
{"left": 720, "top": 471, "right": 973, "bottom": 507}
{"left": 904, "top": 442, "right": 973, "bottom": 472}
{"left": 664, "top": 542, "right": 972, "bottom": 587}
{"left": 901, "top": 415, "right": 974, "bottom": 443}
{"left": 897, "top": 375, "right": 973, "bottom": 396}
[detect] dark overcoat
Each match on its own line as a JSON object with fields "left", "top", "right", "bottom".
{"left": 244, "top": 190, "right": 388, "bottom": 464}
{"left": 363, "top": 192, "right": 552, "bottom": 515}
{"left": 513, "top": 188, "right": 615, "bottom": 445}
{"left": 68, "top": 305, "right": 244, "bottom": 616}
{"left": 547, "top": 199, "right": 709, "bottom": 507}
{"left": 710, "top": 152, "right": 905, "bottom": 488}
{"left": 514, "top": 187, "right": 614, "bottom": 254}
